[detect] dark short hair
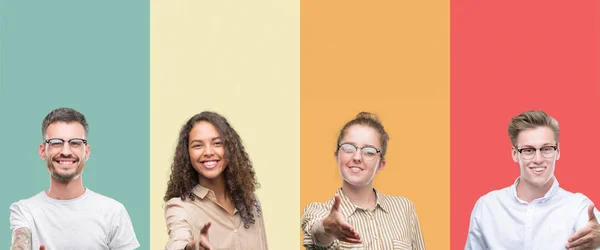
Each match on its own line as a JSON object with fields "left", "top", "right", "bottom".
{"left": 42, "top": 107, "right": 88, "bottom": 138}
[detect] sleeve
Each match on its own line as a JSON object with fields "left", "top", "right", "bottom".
{"left": 254, "top": 194, "right": 269, "bottom": 250}
{"left": 300, "top": 202, "right": 339, "bottom": 250}
{"left": 465, "top": 197, "right": 488, "bottom": 250}
{"left": 409, "top": 201, "right": 426, "bottom": 250}
{"left": 108, "top": 203, "right": 140, "bottom": 250}
{"left": 10, "top": 201, "right": 31, "bottom": 232}
{"left": 9, "top": 201, "right": 33, "bottom": 246}
{"left": 164, "top": 199, "right": 193, "bottom": 250}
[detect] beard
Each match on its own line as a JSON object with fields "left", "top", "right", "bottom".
{"left": 46, "top": 154, "right": 85, "bottom": 183}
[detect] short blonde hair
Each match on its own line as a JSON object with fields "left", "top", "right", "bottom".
{"left": 508, "top": 110, "right": 559, "bottom": 147}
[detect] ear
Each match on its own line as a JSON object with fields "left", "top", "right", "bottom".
{"left": 511, "top": 147, "right": 519, "bottom": 163}
{"left": 39, "top": 143, "right": 46, "bottom": 160}
{"left": 376, "top": 159, "right": 386, "bottom": 172}
{"left": 555, "top": 145, "right": 560, "bottom": 161}
{"left": 84, "top": 144, "right": 91, "bottom": 162}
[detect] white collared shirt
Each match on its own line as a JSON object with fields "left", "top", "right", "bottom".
{"left": 465, "top": 177, "right": 599, "bottom": 250}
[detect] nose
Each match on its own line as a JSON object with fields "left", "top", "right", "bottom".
{"left": 532, "top": 149, "right": 544, "bottom": 163}
{"left": 352, "top": 149, "right": 362, "bottom": 162}
{"left": 60, "top": 142, "right": 73, "bottom": 156}
{"left": 204, "top": 145, "right": 214, "bottom": 156}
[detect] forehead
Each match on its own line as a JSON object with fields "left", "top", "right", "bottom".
{"left": 189, "top": 121, "right": 220, "bottom": 140}
{"left": 342, "top": 124, "right": 381, "bottom": 147}
{"left": 45, "top": 122, "right": 86, "bottom": 139}
{"left": 516, "top": 126, "right": 556, "bottom": 147}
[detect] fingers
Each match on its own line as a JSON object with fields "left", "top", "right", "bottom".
{"left": 588, "top": 203, "right": 597, "bottom": 222}
{"left": 339, "top": 222, "right": 360, "bottom": 239}
{"left": 331, "top": 195, "right": 341, "bottom": 212}
{"left": 201, "top": 221, "right": 212, "bottom": 235}
{"left": 338, "top": 222, "right": 361, "bottom": 243}
{"left": 566, "top": 235, "right": 592, "bottom": 250}
{"left": 569, "top": 227, "right": 591, "bottom": 243}
{"left": 200, "top": 242, "right": 212, "bottom": 250}
{"left": 340, "top": 236, "right": 363, "bottom": 244}
{"left": 184, "top": 241, "right": 197, "bottom": 250}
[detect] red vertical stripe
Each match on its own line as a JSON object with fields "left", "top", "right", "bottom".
{"left": 451, "top": 1, "right": 600, "bottom": 249}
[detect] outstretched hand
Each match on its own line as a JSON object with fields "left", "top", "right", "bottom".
{"left": 322, "top": 195, "right": 362, "bottom": 244}
{"left": 185, "top": 222, "right": 212, "bottom": 250}
{"left": 566, "top": 204, "right": 600, "bottom": 250}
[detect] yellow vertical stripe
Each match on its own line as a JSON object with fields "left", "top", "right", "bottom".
{"left": 151, "top": 1, "right": 299, "bottom": 249}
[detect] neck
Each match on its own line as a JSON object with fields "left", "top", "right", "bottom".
{"left": 516, "top": 176, "right": 554, "bottom": 203}
{"left": 199, "top": 174, "right": 228, "bottom": 201}
{"left": 342, "top": 181, "right": 377, "bottom": 210}
{"left": 47, "top": 176, "right": 85, "bottom": 200}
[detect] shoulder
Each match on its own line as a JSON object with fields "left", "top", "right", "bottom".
{"left": 10, "top": 191, "right": 47, "bottom": 213}
{"left": 380, "top": 193, "right": 414, "bottom": 207}
{"left": 11, "top": 191, "right": 45, "bottom": 206}
{"left": 477, "top": 186, "right": 510, "bottom": 205}
{"left": 86, "top": 189, "right": 127, "bottom": 210}
{"left": 302, "top": 199, "right": 332, "bottom": 219}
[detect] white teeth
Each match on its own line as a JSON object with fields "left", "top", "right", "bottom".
{"left": 59, "top": 161, "right": 74, "bottom": 165}
{"left": 204, "top": 161, "right": 217, "bottom": 167}
{"left": 532, "top": 167, "right": 545, "bottom": 171}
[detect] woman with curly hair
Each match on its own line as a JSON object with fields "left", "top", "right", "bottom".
{"left": 301, "top": 112, "right": 426, "bottom": 250}
{"left": 164, "top": 112, "right": 267, "bottom": 250}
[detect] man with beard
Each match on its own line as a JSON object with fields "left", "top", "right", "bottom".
{"left": 9, "top": 107, "right": 139, "bottom": 250}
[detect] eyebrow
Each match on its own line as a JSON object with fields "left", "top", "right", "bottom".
{"left": 341, "top": 142, "right": 378, "bottom": 148}
{"left": 519, "top": 142, "right": 556, "bottom": 148}
{"left": 189, "top": 137, "right": 222, "bottom": 144}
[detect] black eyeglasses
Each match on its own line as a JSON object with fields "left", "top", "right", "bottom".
{"left": 45, "top": 138, "right": 88, "bottom": 149}
{"left": 516, "top": 145, "right": 558, "bottom": 160}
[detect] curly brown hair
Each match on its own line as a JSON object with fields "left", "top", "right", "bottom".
{"left": 164, "top": 111, "right": 261, "bottom": 229}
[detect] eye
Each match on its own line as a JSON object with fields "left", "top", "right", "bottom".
{"left": 191, "top": 144, "right": 203, "bottom": 149}
{"left": 541, "top": 147, "right": 554, "bottom": 153}
{"left": 213, "top": 141, "right": 223, "bottom": 146}
{"left": 48, "top": 139, "right": 63, "bottom": 147}
{"left": 69, "top": 140, "right": 84, "bottom": 147}
{"left": 363, "top": 149, "right": 377, "bottom": 156}
{"left": 341, "top": 145, "right": 356, "bottom": 153}
{"left": 521, "top": 148, "right": 535, "bottom": 154}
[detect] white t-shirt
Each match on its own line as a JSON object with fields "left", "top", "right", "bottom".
{"left": 9, "top": 188, "right": 140, "bottom": 250}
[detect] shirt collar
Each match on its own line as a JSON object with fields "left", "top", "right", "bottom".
{"left": 192, "top": 184, "right": 210, "bottom": 199}
{"left": 191, "top": 184, "right": 239, "bottom": 214}
{"left": 511, "top": 176, "right": 559, "bottom": 204}
{"left": 335, "top": 188, "right": 389, "bottom": 219}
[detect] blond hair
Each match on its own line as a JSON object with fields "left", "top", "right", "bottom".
{"left": 508, "top": 110, "right": 559, "bottom": 147}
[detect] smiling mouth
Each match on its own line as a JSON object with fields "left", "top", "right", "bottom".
{"left": 54, "top": 159, "right": 77, "bottom": 167}
{"left": 348, "top": 166, "right": 363, "bottom": 173}
{"left": 529, "top": 166, "right": 546, "bottom": 173}
{"left": 201, "top": 160, "right": 219, "bottom": 168}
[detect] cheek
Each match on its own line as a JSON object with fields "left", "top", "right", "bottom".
{"left": 216, "top": 147, "right": 226, "bottom": 158}
{"left": 188, "top": 149, "right": 200, "bottom": 162}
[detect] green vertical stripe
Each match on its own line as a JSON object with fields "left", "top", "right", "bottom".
{"left": 0, "top": 1, "right": 149, "bottom": 248}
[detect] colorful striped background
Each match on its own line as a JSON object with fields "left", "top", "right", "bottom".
{"left": 0, "top": 0, "right": 598, "bottom": 249}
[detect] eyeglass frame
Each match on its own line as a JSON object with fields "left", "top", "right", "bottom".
{"left": 44, "top": 138, "right": 88, "bottom": 150}
{"left": 337, "top": 143, "right": 382, "bottom": 160}
{"left": 514, "top": 144, "right": 558, "bottom": 160}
